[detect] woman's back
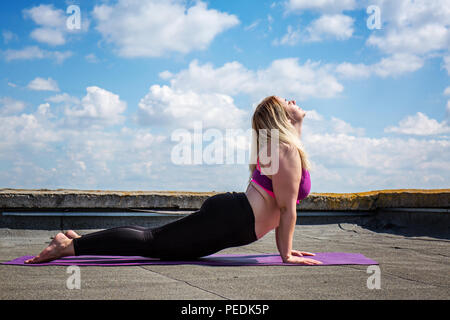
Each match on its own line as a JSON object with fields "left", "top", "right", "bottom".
{"left": 245, "top": 179, "right": 280, "bottom": 239}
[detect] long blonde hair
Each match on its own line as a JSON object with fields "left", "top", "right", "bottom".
{"left": 248, "top": 96, "right": 311, "bottom": 182}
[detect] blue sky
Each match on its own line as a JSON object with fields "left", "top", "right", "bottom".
{"left": 0, "top": 0, "right": 449, "bottom": 193}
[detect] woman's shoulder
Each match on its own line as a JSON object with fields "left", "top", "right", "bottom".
{"left": 278, "top": 142, "right": 300, "bottom": 162}
{"left": 277, "top": 142, "right": 295, "bottom": 154}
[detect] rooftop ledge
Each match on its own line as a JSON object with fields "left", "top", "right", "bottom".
{"left": 0, "top": 188, "right": 449, "bottom": 212}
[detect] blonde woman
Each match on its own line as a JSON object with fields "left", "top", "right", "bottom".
{"left": 25, "top": 96, "right": 322, "bottom": 265}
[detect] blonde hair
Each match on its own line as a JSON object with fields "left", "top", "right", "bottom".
{"left": 248, "top": 95, "right": 311, "bottom": 182}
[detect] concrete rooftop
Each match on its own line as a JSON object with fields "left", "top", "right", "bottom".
{"left": 1, "top": 188, "right": 448, "bottom": 301}
{"left": 1, "top": 222, "right": 448, "bottom": 300}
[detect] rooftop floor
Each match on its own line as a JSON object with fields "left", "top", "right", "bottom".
{"left": 0, "top": 223, "right": 448, "bottom": 300}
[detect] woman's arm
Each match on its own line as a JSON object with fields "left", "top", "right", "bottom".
{"left": 272, "top": 144, "right": 322, "bottom": 265}
{"left": 275, "top": 210, "right": 296, "bottom": 262}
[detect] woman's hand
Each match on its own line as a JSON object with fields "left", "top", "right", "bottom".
{"left": 282, "top": 250, "right": 322, "bottom": 265}
{"left": 291, "top": 250, "right": 315, "bottom": 257}
{"left": 283, "top": 255, "right": 323, "bottom": 265}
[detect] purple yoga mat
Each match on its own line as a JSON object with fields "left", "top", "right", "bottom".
{"left": 2, "top": 252, "right": 378, "bottom": 267}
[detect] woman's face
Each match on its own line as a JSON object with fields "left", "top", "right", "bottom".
{"left": 276, "top": 96, "right": 306, "bottom": 124}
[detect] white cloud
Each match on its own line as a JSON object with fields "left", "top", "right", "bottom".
{"left": 1, "top": 88, "right": 449, "bottom": 192}
{"left": 2, "top": 30, "right": 18, "bottom": 44}
{"left": 63, "top": 86, "right": 127, "bottom": 128}
{"left": 23, "top": 4, "right": 88, "bottom": 46}
{"left": 302, "top": 109, "right": 324, "bottom": 121}
{"left": 267, "top": 14, "right": 274, "bottom": 28}
{"left": 162, "top": 58, "right": 343, "bottom": 101}
{"left": 0, "top": 100, "right": 168, "bottom": 189}
{"left": 2, "top": 46, "right": 72, "bottom": 64}
{"left": 384, "top": 112, "right": 450, "bottom": 136}
{"left": 158, "top": 70, "right": 174, "bottom": 80}
{"left": 364, "top": 0, "right": 450, "bottom": 73}
{"left": 3, "top": 46, "right": 45, "bottom": 60}
{"left": 163, "top": 60, "right": 252, "bottom": 96}
{"left": 23, "top": 4, "right": 66, "bottom": 28}
{"left": 30, "top": 28, "right": 65, "bottom": 46}
{"left": 135, "top": 85, "right": 248, "bottom": 129}
{"left": 0, "top": 109, "right": 61, "bottom": 153}
{"left": 272, "top": 25, "right": 301, "bottom": 46}
{"left": 304, "top": 131, "right": 450, "bottom": 191}
{"left": 443, "top": 56, "right": 450, "bottom": 75}
{"left": 244, "top": 20, "right": 261, "bottom": 31}
{"left": 27, "top": 77, "right": 60, "bottom": 92}
{"left": 444, "top": 86, "right": 450, "bottom": 96}
{"left": 46, "top": 93, "right": 80, "bottom": 105}
{"left": 447, "top": 101, "right": 450, "bottom": 119}
{"left": 254, "top": 59, "right": 344, "bottom": 99}
{"left": 52, "top": 51, "right": 73, "bottom": 64}
{"left": 296, "top": 107, "right": 450, "bottom": 191}
{"left": 330, "top": 116, "right": 365, "bottom": 136}
{"left": 372, "top": 53, "right": 424, "bottom": 77}
{"left": 76, "top": 160, "right": 86, "bottom": 171}
{"left": 285, "top": 0, "right": 356, "bottom": 13}
{"left": 380, "top": 86, "right": 450, "bottom": 138}
{"left": 336, "top": 53, "right": 424, "bottom": 78}
{"left": 92, "top": 0, "right": 239, "bottom": 58}
{"left": 364, "top": 0, "right": 450, "bottom": 30}
{"left": 280, "top": 0, "right": 448, "bottom": 77}
{"left": 301, "top": 109, "right": 365, "bottom": 137}
{"left": 0, "top": 97, "right": 26, "bottom": 115}
{"left": 335, "top": 62, "right": 371, "bottom": 78}
{"left": 306, "top": 14, "right": 354, "bottom": 42}
{"left": 367, "top": 23, "right": 449, "bottom": 56}
{"left": 85, "top": 53, "right": 99, "bottom": 63}
{"left": 37, "top": 103, "right": 56, "bottom": 118}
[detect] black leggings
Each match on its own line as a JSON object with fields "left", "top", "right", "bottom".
{"left": 72, "top": 192, "right": 258, "bottom": 260}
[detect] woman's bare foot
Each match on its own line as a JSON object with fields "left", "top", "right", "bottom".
{"left": 50, "top": 230, "right": 81, "bottom": 240}
{"left": 65, "top": 230, "right": 81, "bottom": 239}
{"left": 25, "top": 232, "right": 75, "bottom": 264}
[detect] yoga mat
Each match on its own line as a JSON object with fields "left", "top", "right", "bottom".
{"left": 2, "top": 252, "right": 378, "bottom": 267}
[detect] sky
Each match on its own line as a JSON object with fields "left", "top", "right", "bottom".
{"left": 0, "top": 0, "right": 449, "bottom": 193}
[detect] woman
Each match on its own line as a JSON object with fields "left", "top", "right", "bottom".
{"left": 25, "top": 96, "right": 322, "bottom": 265}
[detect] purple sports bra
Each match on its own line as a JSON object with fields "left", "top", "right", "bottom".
{"left": 251, "top": 156, "right": 311, "bottom": 204}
